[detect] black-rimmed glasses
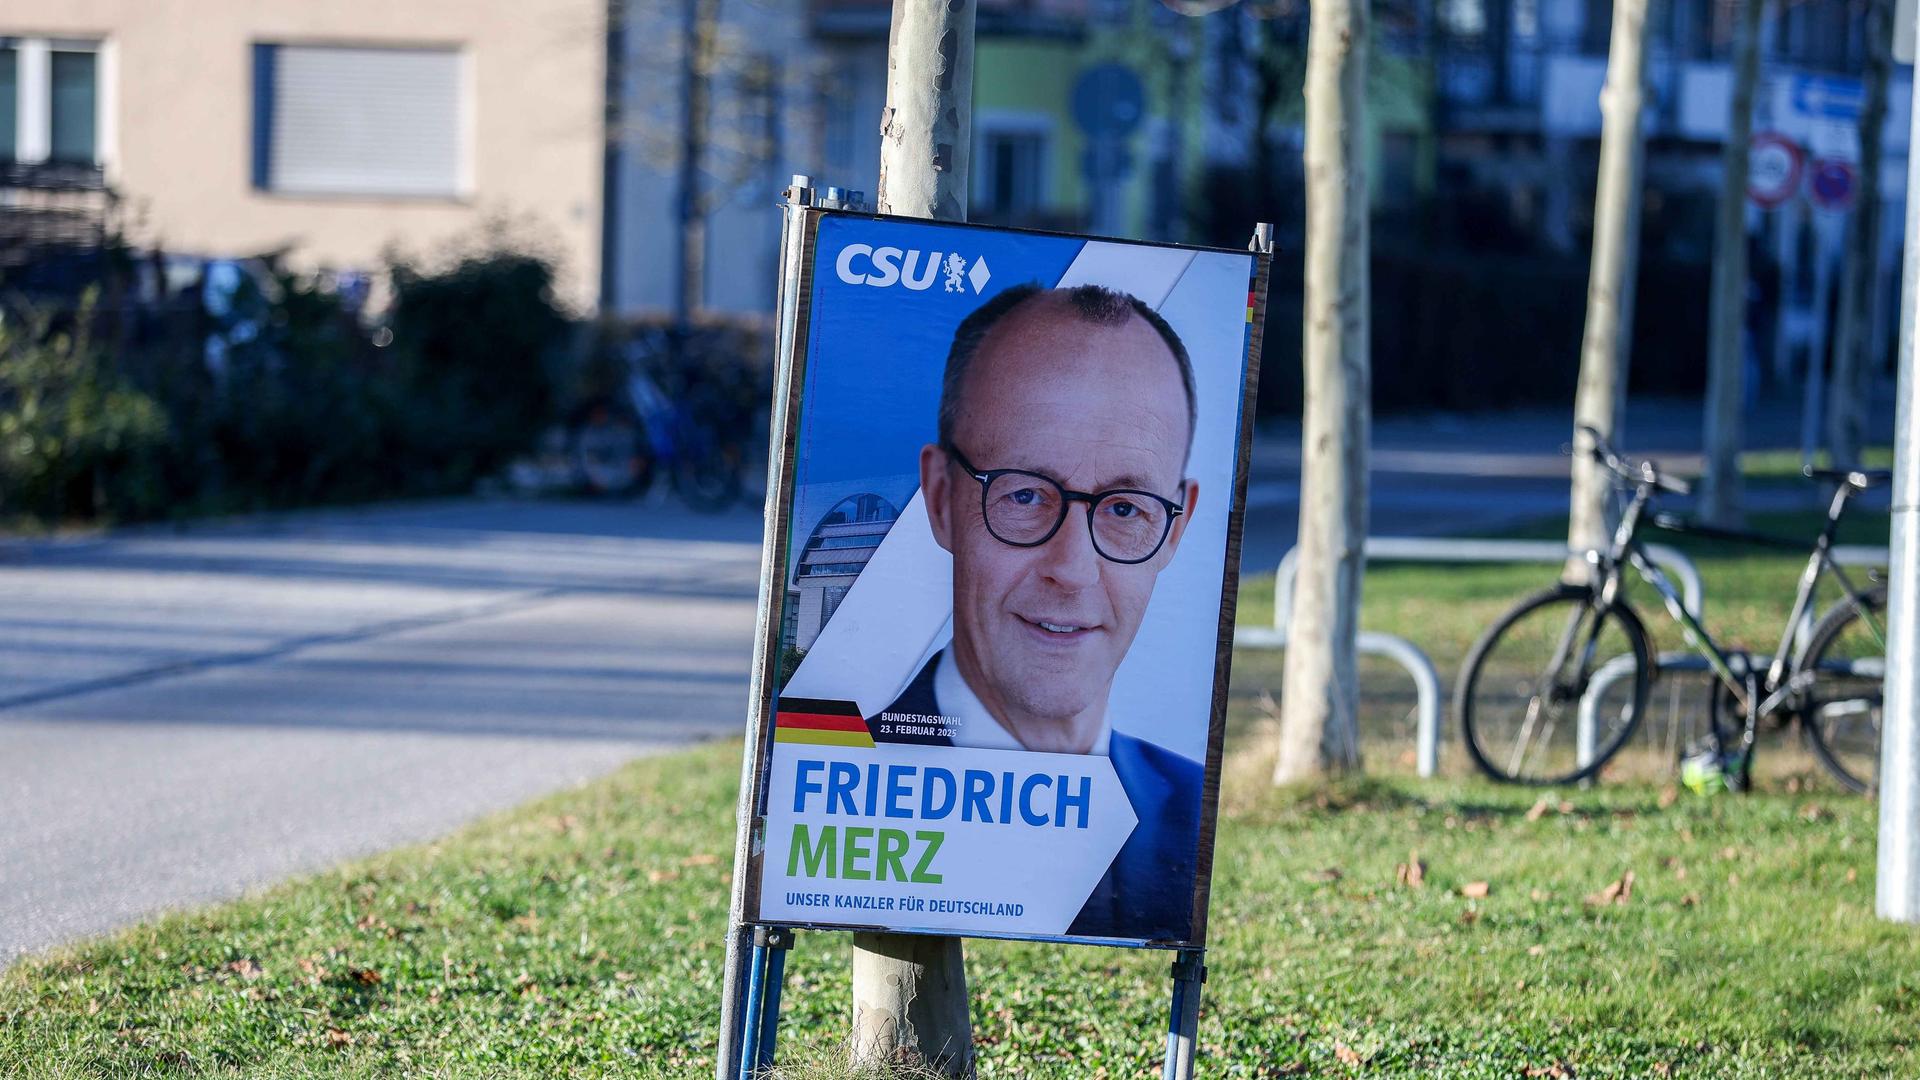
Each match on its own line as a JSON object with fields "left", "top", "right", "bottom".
{"left": 943, "top": 445, "right": 1185, "bottom": 565}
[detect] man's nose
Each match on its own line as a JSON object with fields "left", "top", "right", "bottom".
{"left": 1034, "top": 507, "right": 1103, "bottom": 590}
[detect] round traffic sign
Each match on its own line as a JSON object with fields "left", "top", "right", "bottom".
{"left": 1071, "top": 63, "right": 1146, "bottom": 139}
{"left": 1809, "top": 159, "right": 1857, "bottom": 211}
{"left": 1746, "top": 132, "right": 1802, "bottom": 209}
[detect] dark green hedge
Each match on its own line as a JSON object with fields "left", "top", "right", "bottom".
{"left": 0, "top": 242, "right": 570, "bottom": 527}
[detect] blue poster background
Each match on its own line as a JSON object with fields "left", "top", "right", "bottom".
{"left": 793, "top": 217, "right": 1083, "bottom": 490}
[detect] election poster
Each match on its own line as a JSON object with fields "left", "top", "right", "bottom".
{"left": 744, "top": 212, "right": 1267, "bottom": 948}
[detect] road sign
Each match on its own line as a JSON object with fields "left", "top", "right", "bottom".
{"left": 1071, "top": 62, "right": 1146, "bottom": 139}
{"left": 1810, "top": 159, "right": 1858, "bottom": 211}
{"left": 1081, "top": 144, "right": 1135, "bottom": 183}
{"left": 1747, "top": 132, "right": 1803, "bottom": 209}
{"left": 1789, "top": 74, "right": 1866, "bottom": 122}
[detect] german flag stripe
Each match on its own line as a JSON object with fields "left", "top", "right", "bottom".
{"left": 774, "top": 728, "right": 875, "bottom": 748}
{"left": 776, "top": 711, "right": 870, "bottom": 733}
{"left": 776, "top": 697, "right": 862, "bottom": 716}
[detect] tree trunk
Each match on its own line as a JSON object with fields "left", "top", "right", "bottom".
{"left": 1275, "top": 0, "right": 1369, "bottom": 785}
{"left": 1700, "top": 0, "right": 1767, "bottom": 527}
{"left": 1827, "top": 0, "right": 1892, "bottom": 467}
{"left": 1567, "top": 0, "right": 1654, "bottom": 575}
{"left": 874, "top": 0, "right": 974, "bottom": 222}
{"left": 852, "top": 2, "right": 977, "bottom": 1075}
{"left": 674, "top": 0, "right": 719, "bottom": 327}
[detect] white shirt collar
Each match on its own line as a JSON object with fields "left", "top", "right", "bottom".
{"left": 933, "top": 647, "right": 1111, "bottom": 756}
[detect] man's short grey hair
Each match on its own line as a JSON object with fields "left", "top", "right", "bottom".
{"left": 936, "top": 284, "right": 1197, "bottom": 451}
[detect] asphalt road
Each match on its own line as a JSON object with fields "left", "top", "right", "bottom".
{"left": 0, "top": 396, "right": 1866, "bottom": 964}
{"left": 0, "top": 500, "right": 764, "bottom": 963}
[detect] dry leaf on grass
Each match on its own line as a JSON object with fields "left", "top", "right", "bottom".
{"left": 680, "top": 852, "right": 722, "bottom": 867}
{"left": 1255, "top": 690, "right": 1282, "bottom": 723}
{"left": 1395, "top": 851, "right": 1426, "bottom": 889}
{"left": 227, "top": 958, "right": 264, "bottom": 980}
{"left": 1527, "top": 944, "right": 1546, "bottom": 956}
{"left": 1584, "top": 870, "right": 1636, "bottom": 907}
{"left": 1334, "top": 1043, "right": 1362, "bottom": 1066}
{"left": 1525, "top": 798, "right": 1551, "bottom": 822}
{"left": 1461, "top": 881, "right": 1490, "bottom": 899}
{"left": 1658, "top": 785, "right": 1679, "bottom": 808}
{"left": 325, "top": 1028, "right": 353, "bottom": 1048}
{"left": 1522, "top": 1062, "right": 1573, "bottom": 1078}
{"left": 647, "top": 869, "right": 681, "bottom": 884}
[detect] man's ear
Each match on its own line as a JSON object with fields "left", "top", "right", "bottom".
{"left": 919, "top": 443, "right": 955, "bottom": 553}
{"left": 1159, "top": 478, "right": 1200, "bottom": 562}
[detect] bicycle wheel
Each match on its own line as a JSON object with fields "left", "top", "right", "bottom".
{"left": 1796, "top": 586, "right": 1887, "bottom": 795}
{"left": 570, "top": 408, "right": 653, "bottom": 497}
{"left": 1457, "top": 584, "right": 1653, "bottom": 785}
{"left": 674, "top": 455, "right": 741, "bottom": 511}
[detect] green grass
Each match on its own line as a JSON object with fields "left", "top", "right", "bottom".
{"left": 3, "top": 509, "right": 1909, "bottom": 1077}
{"left": 5, "top": 737, "right": 1918, "bottom": 1077}
{"left": 1738, "top": 447, "right": 1894, "bottom": 483}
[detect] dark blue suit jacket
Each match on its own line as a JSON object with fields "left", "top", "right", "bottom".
{"left": 872, "top": 654, "right": 1203, "bottom": 942}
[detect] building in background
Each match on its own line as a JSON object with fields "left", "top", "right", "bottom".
{"left": 1430, "top": 0, "right": 1912, "bottom": 382}
{"left": 1, "top": 0, "right": 608, "bottom": 309}
{"left": 2, "top": 0, "right": 1909, "bottom": 383}
{"left": 786, "top": 490, "right": 901, "bottom": 653}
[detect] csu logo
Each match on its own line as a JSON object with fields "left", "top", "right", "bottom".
{"left": 835, "top": 244, "right": 991, "bottom": 294}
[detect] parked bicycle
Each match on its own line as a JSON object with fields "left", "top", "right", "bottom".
{"left": 568, "top": 325, "right": 767, "bottom": 511}
{"left": 1455, "top": 426, "right": 1887, "bottom": 791}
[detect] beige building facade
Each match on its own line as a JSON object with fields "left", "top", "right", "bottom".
{"left": 2, "top": 0, "right": 607, "bottom": 309}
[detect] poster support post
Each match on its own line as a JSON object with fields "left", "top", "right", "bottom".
{"left": 716, "top": 176, "right": 815, "bottom": 1080}
{"left": 735, "top": 926, "right": 794, "bottom": 1079}
{"left": 1162, "top": 948, "right": 1207, "bottom": 1080}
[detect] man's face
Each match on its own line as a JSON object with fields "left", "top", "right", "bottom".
{"left": 921, "top": 298, "right": 1198, "bottom": 740}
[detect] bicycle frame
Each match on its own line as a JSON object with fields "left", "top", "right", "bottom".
{"left": 1595, "top": 478, "right": 1885, "bottom": 746}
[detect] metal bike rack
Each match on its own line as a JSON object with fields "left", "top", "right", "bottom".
{"left": 1575, "top": 545, "right": 1891, "bottom": 768}
{"left": 1232, "top": 623, "right": 1446, "bottom": 775}
{"left": 1578, "top": 653, "right": 1889, "bottom": 767}
{"left": 1236, "top": 536, "right": 1705, "bottom": 779}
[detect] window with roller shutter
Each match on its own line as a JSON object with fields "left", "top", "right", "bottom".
{"left": 251, "top": 43, "right": 465, "bottom": 198}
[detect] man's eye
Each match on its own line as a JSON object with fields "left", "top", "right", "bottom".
{"left": 1007, "top": 488, "right": 1042, "bottom": 506}
{"left": 1106, "top": 499, "right": 1141, "bottom": 519}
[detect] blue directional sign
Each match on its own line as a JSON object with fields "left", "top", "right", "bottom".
{"left": 1790, "top": 74, "right": 1866, "bottom": 122}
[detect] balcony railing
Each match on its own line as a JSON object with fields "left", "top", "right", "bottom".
{"left": 1, "top": 160, "right": 109, "bottom": 192}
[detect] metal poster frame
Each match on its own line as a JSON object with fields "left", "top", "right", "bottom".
{"left": 717, "top": 176, "right": 1273, "bottom": 1079}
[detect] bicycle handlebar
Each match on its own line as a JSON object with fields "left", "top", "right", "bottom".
{"left": 1573, "top": 424, "right": 1691, "bottom": 496}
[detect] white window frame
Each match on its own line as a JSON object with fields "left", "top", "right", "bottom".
{"left": 3, "top": 36, "right": 111, "bottom": 169}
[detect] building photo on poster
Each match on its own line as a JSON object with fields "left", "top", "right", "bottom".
{"left": 749, "top": 212, "right": 1267, "bottom": 948}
